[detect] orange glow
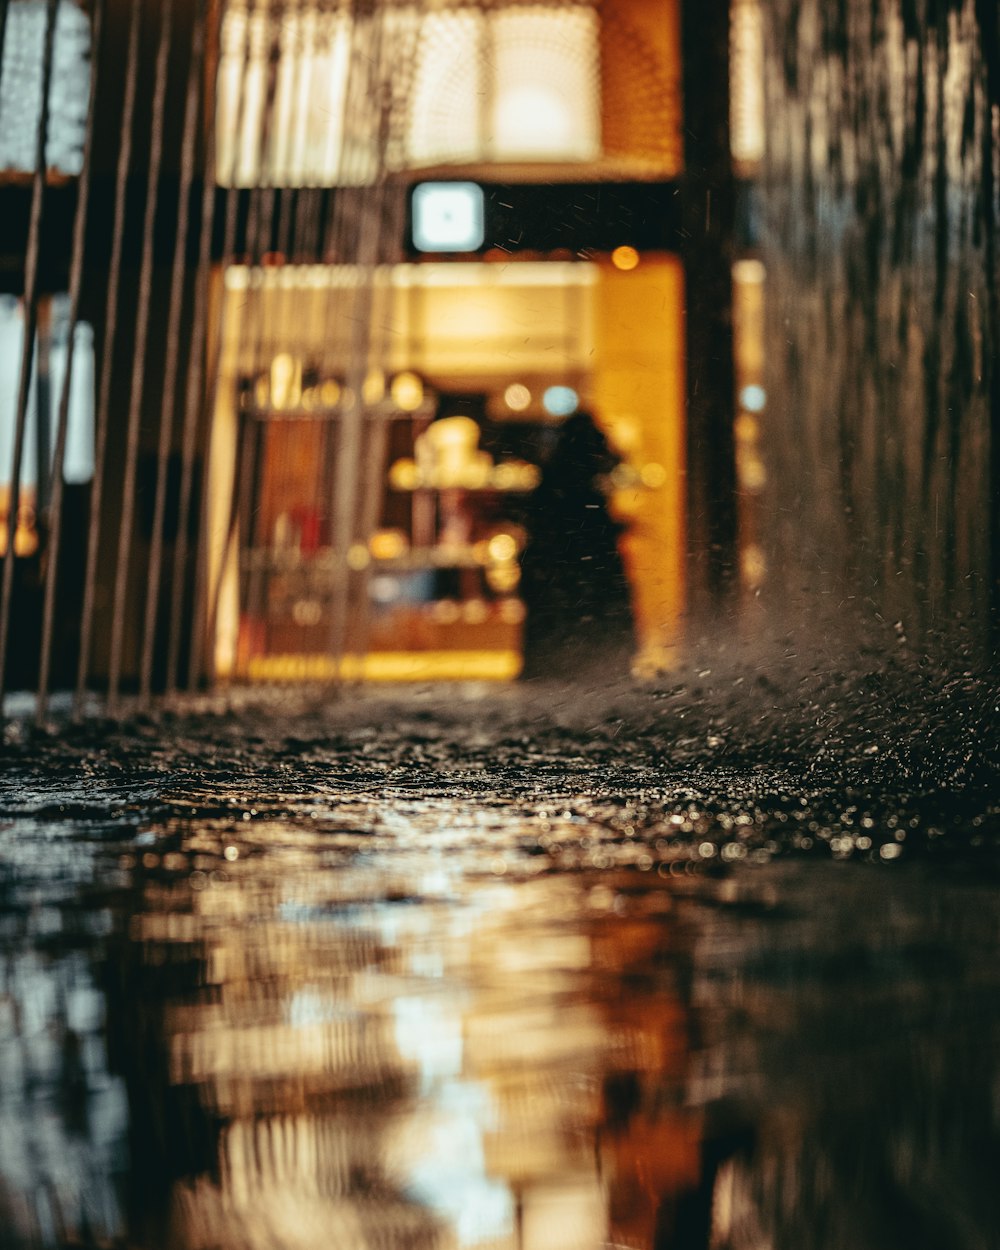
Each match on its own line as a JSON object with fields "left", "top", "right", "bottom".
{"left": 369, "top": 529, "right": 409, "bottom": 560}
{"left": 592, "top": 255, "right": 686, "bottom": 671}
{"left": 247, "top": 651, "right": 523, "bottom": 681}
{"left": 611, "top": 245, "right": 640, "bottom": 271}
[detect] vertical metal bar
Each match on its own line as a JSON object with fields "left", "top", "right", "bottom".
{"left": 327, "top": 98, "right": 389, "bottom": 669}
{"left": 74, "top": 0, "right": 142, "bottom": 718}
{"left": 348, "top": 0, "right": 420, "bottom": 662}
{"left": 106, "top": 0, "right": 174, "bottom": 713}
{"left": 230, "top": 404, "right": 257, "bottom": 662}
{"left": 0, "top": 0, "right": 11, "bottom": 90}
{"left": 166, "top": 4, "right": 220, "bottom": 699}
{"left": 138, "top": 0, "right": 205, "bottom": 707}
{"left": 301, "top": 185, "right": 323, "bottom": 262}
{"left": 0, "top": 0, "right": 59, "bottom": 713}
{"left": 350, "top": 178, "right": 411, "bottom": 659}
{"left": 235, "top": 2, "right": 285, "bottom": 672}
{"left": 34, "top": 299, "right": 52, "bottom": 515}
{"left": 36, "top": 0, "right": 105, "bottom": 725}
{"left": 332, "top": 7, "right": 398, "bottom": 675}
{"left": 189, "top": 0, "right": 255, "bottom": 690}
{"left": 242, "top": 2, "right": 282, "bottom": 270}
{"left": 321, "top": 0, "right": 383, "bottom": 677}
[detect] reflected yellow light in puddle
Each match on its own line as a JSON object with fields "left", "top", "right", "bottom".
{"left": 138, "top": 798, "right": 711, "bottom": 1250}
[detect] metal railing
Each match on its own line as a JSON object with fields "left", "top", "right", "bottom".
{"left": 0, "top": 0, "right": 410, "bottom": 721}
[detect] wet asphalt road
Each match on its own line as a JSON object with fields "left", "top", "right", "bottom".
{"left": 0, "top": 666, "right": 998, "bottom": 1249}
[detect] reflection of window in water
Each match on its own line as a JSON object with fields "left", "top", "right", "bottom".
{"left": 0, "top": 294, "right": 96, "bottom": 489}
{"left": 0, "top": 0, "right": 91, "bottom": 176}
{"left": 215, "top": 2, "right": 600, "bottom": 186}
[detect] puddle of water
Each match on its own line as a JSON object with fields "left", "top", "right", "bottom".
{"left": 1, "top": 773, "right": 999, "bottom": 1250}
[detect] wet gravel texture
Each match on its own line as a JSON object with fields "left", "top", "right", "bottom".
{"left": 3, "top": 640, "right": 997, "bottom": 872}
{"left": 1, "top": 641, "right": 998, "bottom": 1250}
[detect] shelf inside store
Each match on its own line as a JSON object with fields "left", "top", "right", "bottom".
{"left": 240, "top": 543, "right": 512, "bottom": 575}
{"left": 389, "top": 476, "right": 538, "bottom": 494}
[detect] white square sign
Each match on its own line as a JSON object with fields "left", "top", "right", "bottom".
{"left": 411, "top": 182, "right": 485, "bottom": 252}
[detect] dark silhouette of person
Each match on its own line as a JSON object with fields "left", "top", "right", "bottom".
{"left": 519, "top": 410, "right": 634, "bottom": 678}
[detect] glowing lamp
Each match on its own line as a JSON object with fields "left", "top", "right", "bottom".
{"left": 504, "top": 383, "right": 531, "bottom": 412}
{"left": 390, "top": 371, "right": 425, "bottom": 412}
{"left": 611, "top": 245, "right": 640, "bottom": 271}
{"left": 487, "top": 532, "right": 518, "bottom": 562}
{"left": 542, "top": 385, "right": 578, "bottom": 417}
{"left": 412, "top": 182, "right": 485, "bottom": 252}
{"left": 740, "top": 383, "right": 767, "bottom": 412}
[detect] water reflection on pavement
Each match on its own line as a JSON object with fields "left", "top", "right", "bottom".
{"left": 1, "top": 702, "right": 999, "bottom": 1249}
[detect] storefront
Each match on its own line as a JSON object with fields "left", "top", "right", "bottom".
{"left": 207, "top": 250, "right": 686, "bottom": 681}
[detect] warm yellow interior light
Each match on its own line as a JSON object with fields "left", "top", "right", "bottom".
{"left": 247, "top": 650, "right": 523, "bottom": 682}
{"left": 388, "top": 458, "right": 421, "bottom": 491}
{"left": 369, "top": 529, "right": 409, "bottom": 560}
{"left": 640, "top": 462, "right": 667, "bottom": 489}
{"left": 487, "top": 532, "right": 518, "bottom": 563}
{"left": 504, "top": 383, "right": 531, "bottom": 411}
{"left": 611, "top": 246, "right": 640, "bottom": 272}
{"left": 362, "top": 370, "right": 386, "bottom": 405}
{"left": 319, "top": 379, "right": 341, "bottom": 407}
{"left": 390, "top": 371, "right": 425, "bottom": 412}
{"left": 347, "top": 543, "right": 370, "bottom": 570}
{"left": 270, "top": 352, "right": 302, "bottom": 409}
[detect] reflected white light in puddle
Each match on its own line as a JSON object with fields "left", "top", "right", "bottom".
{"left": 382, "top": 887, "right": 522, "bottom": 1245}
{"left": 388, "top": 1077, "right": 514, "bottom": 1246}
{"left": 522, "top": 1181, "right": 607, "bottom": 1250}
{"left": 409, "top": 949, "right": 445, "bottom": 978}
{"left": 287, "top": 989, "right": 348, "bottom": 1027}
{"left": 393, "top": 995, "right": 464, "bottom": 1086}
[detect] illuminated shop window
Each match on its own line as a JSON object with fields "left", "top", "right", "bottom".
{"left": 216, "top": 6, "right": 353, "bottom": 187}
{"left": 730, "top": 0, "right": 764, "bottom": 170}
{"left": 0, "top": 294, "right": 96, "bottom": 489}
{"left": 408, "top": 5, "right": 599, "bottom": 165}
{"left": 489, "top": 7, "right": 599, "bottom": 160}
{"left": 0, "top": 0, "right": 91, "bottom": 177}
{"left": 216, "top": 2, "right": 600, "bottom": 186}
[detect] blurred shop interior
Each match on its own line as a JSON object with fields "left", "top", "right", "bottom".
{"left": 0, "top": 0, "right": 766, "bottom": 697}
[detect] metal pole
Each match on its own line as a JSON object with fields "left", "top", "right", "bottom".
{"left": 241, "top": 2, "right": 287, "bottom": 653}
{"left": 0, "top": 0, "right": 59, "bottom": 713}
{"left": 327, "top": 12, "right": 395, "bottom": 675}
{"left": 36, "top": 0, "right": 105, "bottom": 724}
{"left": 193, "top": 0, "right": 258, "bottom": 690}
{"left": 74, "top": 0, "right": 143, "bottom": 718}
{"left": 0, "top": 0, "right": 11, "bottom": 92}
{"left": 324, "top": 2, "right": 389, "bottom": 676}
{"left": 106, "top": 0, "right": 174, "bottom": 714}
{"left": 166, "top": 3, "right": 221, "bottom": 699}
{"left": 138, "top": 0, "right": 206, "bottom": 707}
